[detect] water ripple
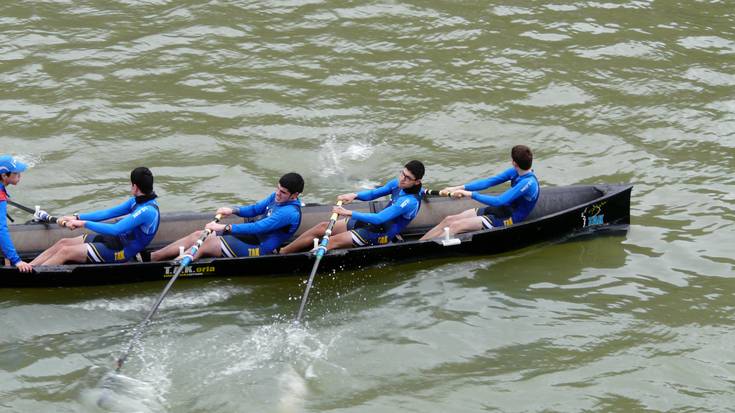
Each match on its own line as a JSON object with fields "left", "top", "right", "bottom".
{"left": 1, "top": 0, "right": 734, "bottom": 411}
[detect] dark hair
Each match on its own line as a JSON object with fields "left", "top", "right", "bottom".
{"left": 511, "top": 145, "right": 533, "bottom": 170}
{"left": 130, "top": 167, "right": 154, "bottom": 194}
{"left": 279, "top": 172, "right": 304, "bottom": 195}
{"left": 404, "top": 160, "right": 425, "bottom": 180}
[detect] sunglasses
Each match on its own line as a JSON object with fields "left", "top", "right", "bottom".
{"left": 400, "top": 170, "right": 417, "bottom": 181}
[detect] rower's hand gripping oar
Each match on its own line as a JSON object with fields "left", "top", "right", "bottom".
{"left": 114, "top": 214, "right": 222, "bottom": 372}
{"left": 295, "top": 200, "right": 343, "bottom": 323}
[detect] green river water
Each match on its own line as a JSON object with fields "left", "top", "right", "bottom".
{"left": 1, "top": 1, "right": 734, "bottom": 412}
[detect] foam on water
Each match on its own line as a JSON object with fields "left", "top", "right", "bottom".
{"left": 81, "top": 372, "right": 166, "bottom": 413}
{"left": 80, "top": 360, "right": 169, "bottom": 412}
{"left": 67, "top": 287, "right": 251, "bottom": 313}
{"left": 276, "top": 365, "right": 308, "bottom": 413}
{"left": 80, "top": 336, "right": 174, "bottom": 412}
{"left": 12, "top": 153, "right": 42, "bottom": 168}
{"left": 217, "top": 322, "right": 334, "bottom": 377}
{"left": 319, "top": 136, "right": 374, "bottom": 176}
{"left": 343, "top": 142, "right": 373, "bottom": 161}
{"left": 204, "top": 321, "right": 344, "bottom": 412}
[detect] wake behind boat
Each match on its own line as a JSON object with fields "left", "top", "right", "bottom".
{"left": 1, "top": 184, "right": 632, "bottom": 287}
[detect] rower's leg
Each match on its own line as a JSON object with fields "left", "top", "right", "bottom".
{"left": 191, "top": 235, "right": 222, "bottom": 260}
{"left": 325, "top": 231, "right": 354, "bottom": 251}
{"left": 279, "top": 221, "right": 329, "bottom": 254}
{"left": 419, "top": 209, "right": 477, "bottom": 240}
{"left": 421, "top": 218, "right": 453, "bottom": 240}
{"left": 30, "top": 236, "right": 84, "bottom": 265}
{"left": 329, "top": 219, "right": 348, "bottom": 234}
{"left": 42, "top": 244, "right": 88, "bottom": 265}
{"left": 150, "top": 231, "right": 203, "bottom": 261}
{"left": 446, "top": 216, "right": 485, "bottom": 237}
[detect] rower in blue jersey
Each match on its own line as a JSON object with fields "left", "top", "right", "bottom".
{"left": 420, "top": 145, "right": 539, "bottom": 240}
{"left": 30, "top": 167, "right": 160, "bottom": 266}
{"left": 0, "top": 155, "right": 33, "bottom": 273}
{"left": 280, "top": 160, "right": 425, "bottom": 254}
{"left": 150, "top": 172, "right": 304, "bottom": 262}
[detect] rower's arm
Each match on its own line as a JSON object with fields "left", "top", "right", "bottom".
{"left": 356, "top": 179, "right": 397, "bottom": 201}
{"left": 463, "top": 168, "right": 516, "bottom": 191}
{"left": 0, "top": 201, "right": 21, "bottom": 265}
{"left": 84, "top": 205, "right": 155, "bottom": 236}
{"left": 236, "top": 193, "right": 275, "bottom": 218}
{"left": 350, "top": 199, "right": 414, "bottom": 225}
{"left": 230, "top": 208, "right": 293, "bottom": 235}
{"left": 471, "top": 181, "right": 528, "bottom": 207}
{"left": 78, "top": 198, "right": 135, "bottom": 222}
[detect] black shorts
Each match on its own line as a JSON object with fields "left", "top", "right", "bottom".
{"left": 346, "top": 219, "right": 390, "bottom": 247}
{"left": 218, "top": 233, "right": 265, "bottom": 257}
{"left": 83, "top": 234, "right": 127, "bottom": 263}
{"left": 475, "top": 206, "right": 513, "bottom": 229}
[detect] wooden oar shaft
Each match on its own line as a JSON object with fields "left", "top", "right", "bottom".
{"left": 295, "top": 200, "right": 343, "bottom": 322}
{"left": 115, "top": 214, "right": 222, "bottom": 372}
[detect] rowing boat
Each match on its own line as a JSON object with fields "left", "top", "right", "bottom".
{"left": 0, "top": 184, "right": 632, "bottom": 287}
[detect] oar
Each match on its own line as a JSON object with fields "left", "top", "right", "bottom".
{"left": 294, "top": 200, "right": 343, "bottom": 323}
{"left": 6, "top": 199, "right": 35, "bottom": 214}
{"left": 6, "top": 199, "right": 59, "bottom": 223}
{"left": 114, "top": 214, "right": 222, "bottom": 372}
{"left": 425, "top": 189, "right": 459, "bottom": 197}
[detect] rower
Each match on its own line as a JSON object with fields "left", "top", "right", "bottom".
{"left": 30, "top": 167, "right": 161, "bottom": 266}
{"left": 0, "top": 155, "right": 33, "bottom": 272}
{"left": 279, "top": 160, "right": 425, "bottom": 254}
{"left": 150, "top": 172, "right": 304, "bottom": 262}
{"left": 420, "top": 145, "right": 540, "bottom": 241}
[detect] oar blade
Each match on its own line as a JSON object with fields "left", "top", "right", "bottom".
{"left": 112, "top": 214, "right": 221, "bottom": 373}
{"left": 294, "top": 201, "right": 343, "bottom": 323}
{"left": 90, "top": 370, "right": 163, "bottom": 411}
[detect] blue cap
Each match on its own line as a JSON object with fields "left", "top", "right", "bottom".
{"left": 0, "top": 155, "right": 29, "bottom": 174}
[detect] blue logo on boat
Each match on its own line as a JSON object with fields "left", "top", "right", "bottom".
{"left": 582, "top": 202, "right": 606, "bottom": 227}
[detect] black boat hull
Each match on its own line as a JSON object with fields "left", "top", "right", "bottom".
{"left": 1, "top": 184, "right": 632, "bottom": 287}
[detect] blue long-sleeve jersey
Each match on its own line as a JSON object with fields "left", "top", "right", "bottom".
{"left": 0, "top": 184, "right": 21, "bottom": 265}
{"left": 232, "top": 192, "right": 302, "bottom": 253}
{"left": 350, "top": 179, "right": 422, "bottom": 238}
{"left": 81, "top": 197, "right": 160, "bottom": 259}
{"left": 465, "top": 167, "right": 540, "bottom": 224}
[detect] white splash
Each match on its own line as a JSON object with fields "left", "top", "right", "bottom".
{"left": 68, "top": 287, "right": 250, "bottom": 313}
{"left": 319, "top": 136, "right": 374, "bottom": 176}
{"left": 217, "top": 323, "right": 326, "bottom": 377}
{"left": 13, "top": 153, "right": 42, "bottom": 168}
{"left": 342, "top": 142, "right": 372, "bottom": 161}
{"left": 207, "top": 322, "right": 344, "bottom": 412}
{"left": 81, "top": 372, "right": 166, "bottom": 413}
{"left": 276, "top": 365, "right": 308, "bottom": 413}
{"left": 80, "top": 335, "right": 174, "bottom": 412}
